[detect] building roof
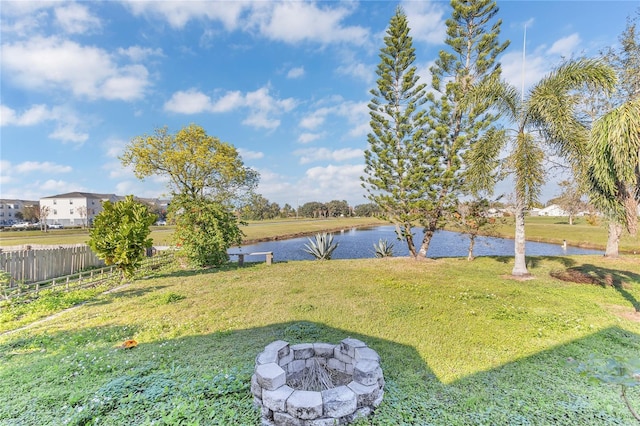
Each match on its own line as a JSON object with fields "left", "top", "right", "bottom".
{"left": 40, "top": 192, "right": 119, "bottom": 200}
{"left": 0, "top": 199, "right": 39, "bottom": 204}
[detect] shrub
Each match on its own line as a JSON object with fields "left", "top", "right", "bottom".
{"left": 88, "top": 195, "right": 156, "bottom": 280}
{"left": 373, "top": 239, "right": 394, "bottom": 257}
{"left": 173, "top": 197, "right": 244, "bottom": 268}
{"left": 303, "top": 233, "right": 338, "bottom": 260}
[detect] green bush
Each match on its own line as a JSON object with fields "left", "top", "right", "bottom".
{"left": 88, "top": 195, "right": 156, "bottom": 280}
{"left": 173, "top": 198, "right": 244, "bottom": 267}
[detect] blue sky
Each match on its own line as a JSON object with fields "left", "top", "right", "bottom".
{"left": 1, "top": 1, "right": 637, "bottom": 208}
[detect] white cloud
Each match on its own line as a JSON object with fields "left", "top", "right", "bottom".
{"left": 294, "top": 147, "right": 364, "bottom": 164}
{"left": 125, "top": 1, "right": 370, "bottom": 46}
{"left": 117, "top": 46, "right": 164, "bottom": 62}
{"left": 548, "top": 33, "right": 581, "bottom": 57}
{"left": 165, "top": 86, "right": 296, "bottom": 130}
{"left": 287, "top": 66, "right": 305, "bottom": 79}
{"left": 298, "top": 132, "right": 323, "bottom": 144}
{"left": 302, "top": 163, "right": 366, "bottom": 203}
{"left": 402, "top": 1, "right": 447, "bottom": 45}
{"left": 251, "top": 2, "right": 369, "bottom": 46}
{"left": 2, "top": 36, "right": 151, "bottom": 101}
{"left": 256, "top": 164, "right": 367, "bottom": 207}
{"left": 211, "top": 91, "right": 245, "bottom": 112}
{"left": 1, "top": 104, "right": 88, "bottom": 143}
{"left": 238, "top": 148, "right": 264, "bottom": 160}
{"left": 299, "top": 99, "right": 369, "bottom": 138}
{"left": 14, "top": 161, "right": 72, "bottom": 174}
{"left": 164, "top": 89, "right": 214, "bottom": 114}
{"left": 54, "top": 3, "right": 101, "bottom": 34}
{"left": 0, "top": 2, "right": 50, "bottom": 37}
{"left": 336, "top": 61, "right": 374, "bottom": 85}
{"left": 0, "top": 104, "right": 49, "bottom": 126}
{"left": 40, "top": 179, "right": 85, "bottom": 194}
{"left": 123, "top": 0, "right": 248, "bottom": 30}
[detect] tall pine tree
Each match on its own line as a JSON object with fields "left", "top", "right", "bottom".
{"left": 417, "top": 0, "right": 509, "bottom": 258}
{"left": 362, "top": 7, "right": 430, "bottom": 257}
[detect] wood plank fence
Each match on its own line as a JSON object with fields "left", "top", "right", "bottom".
{"left": 0, "top": 245, "right": 105, "bottom": 286}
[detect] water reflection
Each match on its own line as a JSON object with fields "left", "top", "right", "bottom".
{"left": 232, "top": 226, "right": 602, "bottom": 262}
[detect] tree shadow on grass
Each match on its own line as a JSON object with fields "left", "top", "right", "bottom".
{"left": 489, "top": 255, "right": 577, "bottom": 268}
{"left": 2, "top": 319, "right": 639, "bottom": 425}
{"left": 575, "top": 264, "right": 640, "bottom": 312}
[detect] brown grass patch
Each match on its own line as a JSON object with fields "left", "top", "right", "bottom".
{"left": 550, "top": 268, "right": 602, "bottom": 285}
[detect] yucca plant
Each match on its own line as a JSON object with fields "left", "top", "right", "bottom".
{"left": 373, "top": 239, "right": 394, "bottom": 258}
{"left": 303, "top": 233, "right": 338, "bottom": 260}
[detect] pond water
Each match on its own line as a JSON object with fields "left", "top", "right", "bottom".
{"left": 231, "top": 225, "right": 602, "bottom": 262}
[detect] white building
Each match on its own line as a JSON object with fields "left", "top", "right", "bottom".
{"left": 39, "top": 192, "right": 121, "bottom": 227}
{"left": 0, "top": 199, "right": 39, "bottom": 225}
{"left": 538, "top": 204, "right": 569, "bottom": 217}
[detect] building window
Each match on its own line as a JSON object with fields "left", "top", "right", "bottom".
{"left": 53, "top": 200, "right": 57, "bottom": 205}
{"left": 91, "top": 200, "right": 95, "bottom": 205}
{"left": 70, "top": 209, "right": 74, "bottom": 215}
{"left": 69, "top": 200, "right": 73, "bottom": 204}
{"left": 0, "top": 212, "right": 3, "bottom": 217}
{"left": 53, "top": 210, "right": 57, "bottom": 215}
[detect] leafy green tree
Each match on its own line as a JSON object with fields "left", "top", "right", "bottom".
{"left": 173, "top": 196, "right": 244, "bottom": 267}
{"left": 554, "top": 179, "right": 587, "bottom": 225}
{"left": 326, "top": 200, "right": 350, "bottom": 217}
{"left": 418, "top": 0, "right": 509, "bottom": 258}
{"left": 353, "top": 203, "right": 381, "bottom": 217}
{"left": 470, "top": 59, "right": 615, "bottom": 275}
{"left": 449, "top": 198, "right": 499, "bottom": 261}
{"left": 298, "top": 201, "right": 327, "bottom": 218}
{"left": 88, "top": 195, "right": 156, "bottom": 280}
{"left": 280, "top": 203, "right": 295, "bottom": 218}
{"left": 587, "top": 13, "right": 640, "bottom": 257}
{"left": 362, "top": 7, "right": 430, "bottom": 257}
{"left": 241, "top": 193, "right": 272, "bottom": 220}
{"left": 121, "top": 124, "right": 258, "bottom": 207}
{"left": 588, "top": 99, "right": 640, "bottom": 256}
{"left": 121, "top": 124, "right": 257, "bottom": 265}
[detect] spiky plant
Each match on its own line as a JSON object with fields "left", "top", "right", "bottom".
{"left": 303, "top": 233, "right": 338, "bottom": 260}
{"left": 373, "top": 239, "right": 394, "bottom": 258}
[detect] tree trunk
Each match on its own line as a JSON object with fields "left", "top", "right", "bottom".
{"left": 418, "top": 227, "right": 435, "bottom": 259}
{"left": 605, "top": 221, "right": 623, "bottom": 257}
{"left": 397, "top": 223, "right": 417, "bottom": 258}
{"left": 512, "top": 197, "right": 529, "bottom": 276}
{"left": 467, "top": 235, "right": 476, "bottom": 261}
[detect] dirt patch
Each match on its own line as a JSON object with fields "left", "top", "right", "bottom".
{"left": 604, "top": 304, "right": 640, "bottom": 322}
{"left": 550, "top": 268, "right": 602, "bottom": 285}
{"left": 501, "top": 274, "right": 536, "bottom": 281}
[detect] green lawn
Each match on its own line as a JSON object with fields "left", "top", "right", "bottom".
{"left": 1, "top": 254, "right": 639, "bottom": 425}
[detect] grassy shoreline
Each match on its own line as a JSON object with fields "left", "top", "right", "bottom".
{"left": 2, "top": 216, "right": 638, "bottom": 252}
{"left": 1, "top": 255, "right": 639, "bottom": 424}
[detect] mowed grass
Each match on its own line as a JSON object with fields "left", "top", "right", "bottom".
{"left": 0, "top": 218, "right": 385, "bottom": 248}
{"left": 1, "top": 255, "right": 639, "bottom": 425}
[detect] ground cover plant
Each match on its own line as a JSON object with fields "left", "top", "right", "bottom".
{"left": 1, "top": 254, "right": 639, "bottom": 425}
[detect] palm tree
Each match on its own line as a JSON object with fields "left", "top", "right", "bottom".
{"left": 587, "top": 98, "right": 640, "bottom": 256}
{"left": 467, "top": 59, "right": 615, "bottom": 276}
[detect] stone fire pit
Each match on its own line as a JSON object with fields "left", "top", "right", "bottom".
{"left": 251, "top": 338, "right": 384, "bottom": 425}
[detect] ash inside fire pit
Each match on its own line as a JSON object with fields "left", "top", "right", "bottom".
{"left": 251, "top": 338, "right": 384, "bottom": 425}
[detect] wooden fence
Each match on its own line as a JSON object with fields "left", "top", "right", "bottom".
{"left": 0, "top": 245, "right": 105, "bottom": 286}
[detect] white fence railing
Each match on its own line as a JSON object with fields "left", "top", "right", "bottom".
{"left": 0, "top": 245, "right": 105, "bottom": 285}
